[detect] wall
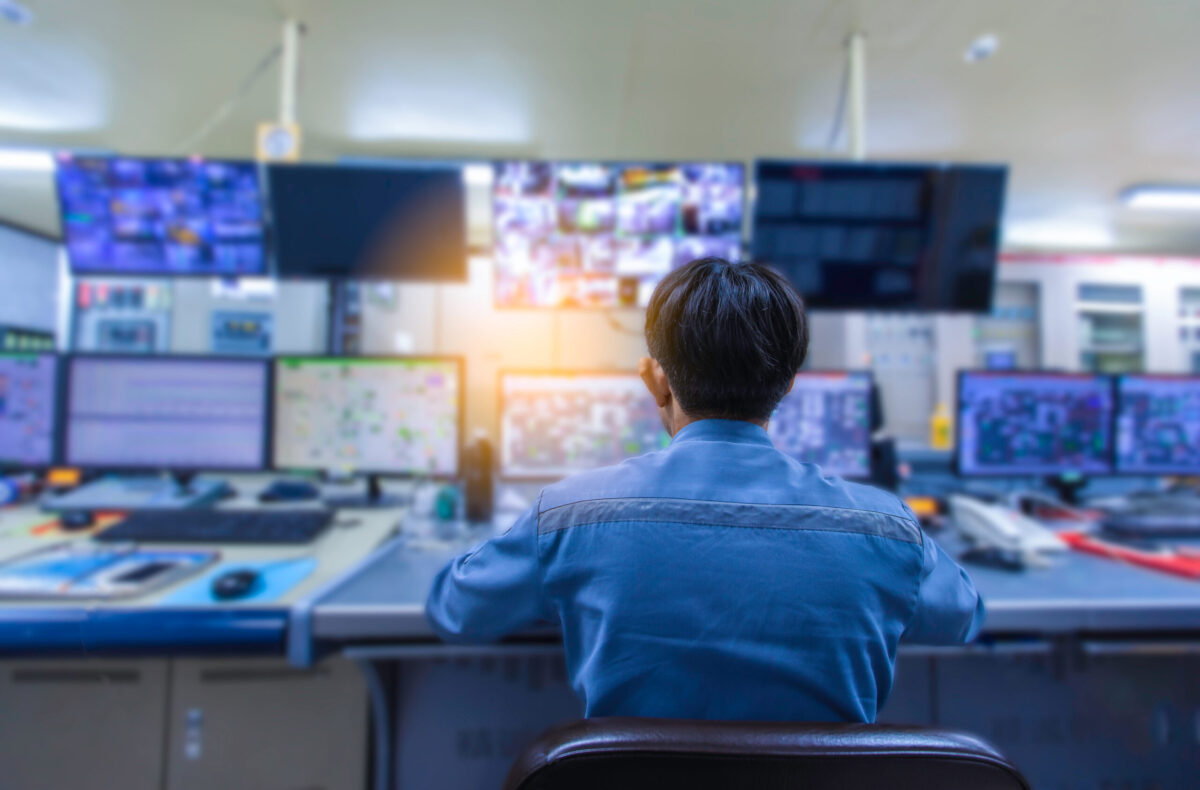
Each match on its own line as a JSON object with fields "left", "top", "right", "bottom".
{"left": 0, "top": 221, "right": 60, "bottom": 336}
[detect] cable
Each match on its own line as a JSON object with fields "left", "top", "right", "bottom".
{"left": 604, "top": 311, "right": 643, "bottom": 337}
{"left": 824, "top": 47, "right": 851, "bottom": 152}
{"left": 174, "top": 43, "right": 283, "bottom": 155}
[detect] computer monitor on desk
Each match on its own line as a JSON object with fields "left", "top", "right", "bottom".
{"left": 272, "top": 356, "right": 462, "bottom": 507}
{"left": 768, "top": 371, "right": 874, "bottom": 479}
{"left": 0, "top": 352, "right": 59, "bottom": 470}
{"left": 499, "top": 372, "right": 669, "bottom": 480}
{"left": 1115, "top": 374, "right": 1200, "bottom": 475}
{"left": 956, "top": 371, "right": 1114, "bottom": 500}
{"left": 57, "top": 355, "right": 270, "bottom": 508}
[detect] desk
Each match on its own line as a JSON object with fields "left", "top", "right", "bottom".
{"left": 0, "top": 475, "right": 402, "bottom": 656}
{"left": 292, "top": 514, "right": 1200, "bottom": 790}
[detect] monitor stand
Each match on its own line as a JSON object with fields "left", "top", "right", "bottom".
{"left": 41, "top": 473, "right": 232, "bottom": 512}
{"left": 1045, "top": 474, "right": 1088, "bottom": 506}
{"left": 323, "top": 474, "right": 406, "bottom": 509}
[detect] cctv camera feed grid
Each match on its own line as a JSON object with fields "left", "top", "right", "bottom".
{"left": 56, "top": 156, "right": 265, "bottom": 275}
{"left": 0, "top": 354, "right": 57, "bottom": 467}
{"left": 501, "top": 373, "right": 670, "bottom": 477}
{"left": 493, "top": 162, "right": 744, "bottom": 308}
{"left": 1116, "top": 376, "right": 1200, "bottom": 474}
{"left": 752, "top": 161, "right": 1006, "bottom": 310}
{"left": 274, "top": 358, "right": 460, "bottom": 476}
{"left": 768, "top": 372, "right": 872, "bottom": 478}
{"left": 65, "top": 357, "right": 268, "bottom": 469}
{"left": 957, "top": 373, "right": 1114, "bottom": 476}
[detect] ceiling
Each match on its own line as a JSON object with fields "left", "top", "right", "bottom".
{"left": 1, "top": 0, "right": 1198, "bottom": 251}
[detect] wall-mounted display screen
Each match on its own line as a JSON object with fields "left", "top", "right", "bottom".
{"left": 55, "top": 156, "right": 266, "bottom": 276}
{"left": 493, "top": 161, "right": 744, "bottom": 308}
{"left": 753, "top": 160, "right": 1006, "bottom": 312}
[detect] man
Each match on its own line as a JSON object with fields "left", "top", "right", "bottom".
{"left": 426, "top": 257, "right": 984, "bottom": 722}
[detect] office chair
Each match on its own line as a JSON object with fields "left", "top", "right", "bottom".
{"left": 503, "top": 718, "right": 1030, "bottom": 790}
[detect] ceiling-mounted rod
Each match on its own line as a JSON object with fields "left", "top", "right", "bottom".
{"left": 847, "top": 32, "right": 867, "bottom": 161}
{"left": 279, "top": 19, "right": 303, "bottom": 126}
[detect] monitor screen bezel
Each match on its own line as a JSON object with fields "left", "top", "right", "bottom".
{"left": 53, "top": 154, "right": 269, "bottom": 278}
{"left": 271, "top": 354, "right": 465, "bottom": 479}
{"left": 491, "top": 158, "right": 749, "bottom": 311}
{"left": 0, "top": 351, "right": 63, "bottom": 471}
{"left": 954, "top": 369, "right": 1116, "bottom": 478}
{"left": 750, "top": 158, "right": 1008, "bottom": 314}
{"left": 62, "top": 353, "right": 273, "bottom": 474}
{"left": 1114, "top": 372, "right": 1200, "bottom": 476}
{"left": 266, "top": 162, "right": 469, "bottom": 283}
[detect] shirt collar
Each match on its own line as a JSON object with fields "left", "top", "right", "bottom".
{"left": 671, "top": 419, "right": 774, "bottom": 447}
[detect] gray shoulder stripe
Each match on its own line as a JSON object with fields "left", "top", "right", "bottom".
{"left": 537, "top": 497, "right": 920, "bottom": 544}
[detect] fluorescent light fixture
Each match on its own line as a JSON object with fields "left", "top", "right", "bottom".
{"left": 1004, "top": 219, "right": 1114, "bottom": 249}
{"left": 0, "top": 148, "right": 53, "bottom": 172}
{"left": 463, "top": 163, "right": 494, "bottom": 187}
{"left": 1121, "top": 185, "right": 1200, "bottom": 211}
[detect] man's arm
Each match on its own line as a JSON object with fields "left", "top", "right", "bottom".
{"left": 902, "top": 530, "right": 986, "bottom": 644}
{"left": 425, "top": 503, "right": 555, "bottom": 643}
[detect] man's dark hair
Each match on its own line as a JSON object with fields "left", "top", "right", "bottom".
{"left": 645, "top": 257, "right": 809, "bottom": 422}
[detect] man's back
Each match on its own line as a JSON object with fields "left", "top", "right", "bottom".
{"left": 426, "top": 419, "right": 984, "bottom": 722}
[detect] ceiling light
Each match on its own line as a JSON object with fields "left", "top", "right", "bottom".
{"left": 1004, "top": 219, "right": 1114, "bottom": 249}
{"left": 0, "top": 148, "right": 53, "bottom": 172}
{"left": 964, "top": 34, "right": 999, "bottom": 63}
{"left": 463, "top": 163, "right": 494, "bottom": 187}
{"left": 1121, "top": 185, "right": 1200, "bottom": 212}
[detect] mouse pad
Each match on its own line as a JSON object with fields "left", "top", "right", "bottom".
{"left": 160, "top": 557, "right": 317, "bottom": 605}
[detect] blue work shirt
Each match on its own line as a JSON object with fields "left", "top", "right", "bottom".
{"left": 426, "top": 419, "right": 984, "bottom": 722}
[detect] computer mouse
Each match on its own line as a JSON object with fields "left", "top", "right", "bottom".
{"left": 59, "top": 510, "right": 95, "bottom": 531}
{"left": 211, "top": 569, "right": 262, "bottom": 601}
{"left": 258, "top": 479, "right": 320, "bottom": 503}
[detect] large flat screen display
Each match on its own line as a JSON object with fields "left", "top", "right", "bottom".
{"left": 55, "top": 156, "right": 266, "bottom": 276}
{"left": 493, "top": 161, "right": 745, "bottom": 308}
{"left": 753, "top": 160, "right": 1007, "bottom": 311}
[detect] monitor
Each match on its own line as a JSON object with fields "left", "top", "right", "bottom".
{"left": 956, "top": 371, "right": 1114, "bottom": 477}
{"left": 752, "top": 160, "right": 1007, "bottom": 311}
{"left": 273, "top": 357, "right": 461, "bottom": 477}
{"left": 768, "top": 371, "right": 873, "bottom": 478}
{"left": 64, "top": 356, "right": 269, "bottom": 470}
{"left": 55, "top": 155, "right": 266, "bottom": 276}
{"left": 269, "top": 164, "right": 467, "bottom": 281}
{"left": 1115, "top": 375, "right": 1200, "bottom": 475}
{"left": 493, "top": 161, "right": 745, "bottom": 308}
{"left": 499, "top": 372, "right": 670, "bottom": 478}
{"left": 0, "top": 353, "right": 58, "bottom": 468}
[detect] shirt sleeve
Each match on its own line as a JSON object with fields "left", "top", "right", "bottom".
{"left": 425, "top": 502, "right": 556, "bottom": 643}
{"left": 902, "top": 528, "right": 986, "bottom": 645}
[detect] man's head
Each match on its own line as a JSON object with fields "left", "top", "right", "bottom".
{"left": 640, "top": 257, "right": 809, "bottom": 434}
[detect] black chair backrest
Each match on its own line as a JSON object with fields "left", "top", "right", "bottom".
{"left": 504, "top": 718, "right": 1031, "bottom": 790}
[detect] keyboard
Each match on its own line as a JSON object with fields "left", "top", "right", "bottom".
{"left": 1100, "top": 497, "right": 1200, "bottom": 538}
{"left": 94, "top": 509, "right": 335, "bottom": 545}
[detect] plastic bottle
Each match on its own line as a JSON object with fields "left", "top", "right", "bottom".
{"left": 930, "top": 403, "right": 953, "bottom": 450}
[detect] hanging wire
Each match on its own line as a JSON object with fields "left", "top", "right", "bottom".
{"left": 174, "top": 43, "right": 283, "bottom": 155}
{"left": 824, "top": 48, "right": 851, "bottom": 151}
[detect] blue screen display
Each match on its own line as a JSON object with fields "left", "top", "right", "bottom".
{"left": 56, "top": 156, "right": 266, "bottom": 276}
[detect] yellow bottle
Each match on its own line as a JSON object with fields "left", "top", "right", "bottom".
{"left": 930, "top": 402, "right": 953, "bottom": 450}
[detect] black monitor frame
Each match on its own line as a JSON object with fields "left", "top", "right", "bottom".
{"left": 61, "top": 353, "right": 274, "bottom": 475}
{"left": 270, "top": 354, "right": 465, "bottom": 480}
{"left": 265, "top": 162, "right": 469, "bottom": 283}
{"left": 953, "top": 369, "right": 1117, "bottom": 479}
{"left": 53, "top": 154, "right": 269, "bottom": 278}
{"left": 0, "top": 351, "right": 63, "bottom": 471}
